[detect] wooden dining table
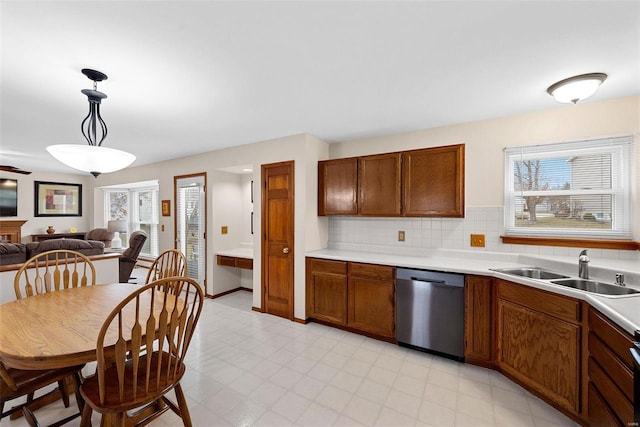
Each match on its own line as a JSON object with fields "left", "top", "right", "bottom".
{"left": 0, "top": 283, "right": 149, "bottom": 370}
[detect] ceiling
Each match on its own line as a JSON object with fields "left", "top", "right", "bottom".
{"left": 1, "top": 1, "right": 638, "bottom": 175}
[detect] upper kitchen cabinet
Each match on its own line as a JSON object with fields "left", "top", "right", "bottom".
{"left": 318, "top": 144, "right": 465, "bottom": 218}
{"left": 402, "top": 144, "right": 465, "bottom": 217}
{"left": 318, "top": 157, "right": 358, "bottom": 215}
{"left": 358, "top": 153, "right": 402, "bottom": 216}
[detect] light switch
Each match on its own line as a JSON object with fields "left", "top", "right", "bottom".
{"left": 398, "top": 231, "right": 405, "bottom": 242}
{"left": 221, "top": 226, "right": 228, "bottom": 234}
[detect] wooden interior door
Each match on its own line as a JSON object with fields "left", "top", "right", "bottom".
{"left": 261, "top": 161, "right": 294, "bottom": 319}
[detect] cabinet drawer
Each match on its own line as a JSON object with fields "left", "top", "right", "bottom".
{"left": 497, "top": 279, "right": 580, "bottom": 323}
{"left": 308, "top": 258, "right": 347, "bottom": 276}
{"left": 349, "top": 262, "right": 394, "bottom": 281}
{"left": 588, "top": 358, "right": 633, "bottom": 425}
{"left": 589, "top": 333, "right": 633, "bottom": 401}
{"left": 217, "top": 255, "right": 236, "bottom": 267}
{"left": 588, "top": 384, "right": 623, "bottom": 427}
{"left": 235, "top": 258, "right": 253, "bottom": 270}
{"left": 589, "top": 308, "right": 634, "bottom": 369}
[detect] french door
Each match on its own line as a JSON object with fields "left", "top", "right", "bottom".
{"left": 174, "top": 173, "right": 207, "bottom": 288}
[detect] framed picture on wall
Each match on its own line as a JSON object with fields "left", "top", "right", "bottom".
{"left": 162, "top": 199, "right": 171, "bottom": 216}
{"left": 34, "top": 181, "right": 82, "bottom": 217}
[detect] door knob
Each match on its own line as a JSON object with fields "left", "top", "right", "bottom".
{"left": 282, "top": 247, "right": 289, "bottom": 254}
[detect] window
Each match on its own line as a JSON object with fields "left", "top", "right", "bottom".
{"left": 504, "top": 136, "right": 632, "bottom": 240}
{"left": 103, "top": 183, "right": 159, "bottom": 257}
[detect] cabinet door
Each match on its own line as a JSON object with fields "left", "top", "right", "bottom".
{"left": 358, "top": 153, "right": 401, "bottom": 216}
{"left": 464, "top": 275, "right": 493, "bottom": 365}
{"left": 497, "top": 297, "right": 580, "bottom": 413}
{"left": 402, "top": 144, "right": 464, "bottom": 217}
{"left": 306, "top": 258, "right": 348, "bottom": 325}
{"left": 347, "top": 263, "right": 395, "bottom": 338}
{"left": 318, "top": 158, "right": 358, "bottom": 216}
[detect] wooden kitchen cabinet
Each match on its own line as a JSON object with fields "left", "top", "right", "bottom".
{"left": 402, "top": 144, "right": 464, "bottom": 217}
{"left": 305, "top": 258, "right": 348, "bottom": 325}
{"left": 464, "top": 275, "right": 493, "bottom": 366}
{"left": 347, "top": 262, "right": 396, "bottom": 339}
{"left": 306, "top": 259, "right": 395, "bottom": 339}
{"left": 587, "top": 307, "right": 635, "bottom": 426}
{"left": 496, "top": 279, "right": 581, "bottom": 415}
{"left": 317, "top": 144, "right": 465, "bottom": 218}
{"left": 357, "top": 153, "right": 402, "bottom": 216}
{"left": 318, "top": 157, "right": 358, "bottom": 216}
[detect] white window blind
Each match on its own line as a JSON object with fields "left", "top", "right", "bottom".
{"left": 504, "top": 136, "right": 632, "bottom": 239}
{"left": 177, "top": 183, "right": 204, "bottom": 282}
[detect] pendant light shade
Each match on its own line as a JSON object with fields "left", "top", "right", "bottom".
{"left": 47, "top": 68, "right": 135, "bottom": 177}
{"left": 546, "top": 73, "right": 607, "bottom": 104}
{"left": 47, "top": 145, "right": 136, "bottom": 175}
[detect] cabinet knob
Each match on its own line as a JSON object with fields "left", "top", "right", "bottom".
{"left": 282, "top": 247, "right": 289, "bottom": 254}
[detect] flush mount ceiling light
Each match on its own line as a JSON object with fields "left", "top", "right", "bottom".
{"left": 546, "top": 72, "right": 607, "bottom": 104}
{"left": 47, "top": 69, "right": 136, "bottom": 177}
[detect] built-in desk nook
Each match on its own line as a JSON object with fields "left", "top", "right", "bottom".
{"left": 216, "top": 247, "right": 253, "bottom": 270}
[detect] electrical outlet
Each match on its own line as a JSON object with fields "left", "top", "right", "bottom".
{"left": 470, "top": 233, "right": 485, "bottom": 247}
{"left": 221, "top": 226, "right": 228, "bottom": 234}
{"left": 398, "top": 231, "right": 405, "bottom": 242}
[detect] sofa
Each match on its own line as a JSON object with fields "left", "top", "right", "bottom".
{"left": 0, "top": 243, "right": 27, "bottom": 265}
{"left": 0, "top": 239, "right": 105, "bottom": 266}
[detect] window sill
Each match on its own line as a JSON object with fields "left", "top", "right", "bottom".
{"left": 500, "top": 236, "right": 639, "bottom": 251}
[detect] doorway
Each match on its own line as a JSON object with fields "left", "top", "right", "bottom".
{"left": 174, "top": 173, "right": 207, "bottom": 289}
{"left": 261, "top": 161, "right": 294, "bottom": 320}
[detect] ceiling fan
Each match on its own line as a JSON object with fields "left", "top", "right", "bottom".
{"left": 0, "top": 165, "right": 32, "bottom": 175}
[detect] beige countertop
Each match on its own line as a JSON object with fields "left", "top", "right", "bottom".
{"left": 305, "top": 247, "right": 640, "bottom": 335}
{"left": 216, "top": 247, "right": 254, "bottom": 260}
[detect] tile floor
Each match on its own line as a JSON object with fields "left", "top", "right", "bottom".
{"left": 3, "top": 289, "right": 579, "bottom": 427}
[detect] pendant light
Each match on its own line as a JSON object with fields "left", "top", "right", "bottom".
{"left": 47, "top": 69, "right": 136, "bottom": 177}
{"left": 546, "top": 73, "right": 607, "bottom": 104}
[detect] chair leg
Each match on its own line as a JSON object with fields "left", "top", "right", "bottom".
{"left": 22, "top": 406, "right": 40, "bottom": 427}
{"left": 73, "top": 371, "right": 85, "bottom": 413}
{"left": 79, "top": 402, "right": 93, "bottom": 427}
{"left": 173, "top": 383, "right": 192, "bottom": 427}
{"left": 58, "top": 379, "right": 70, "bottom": 408}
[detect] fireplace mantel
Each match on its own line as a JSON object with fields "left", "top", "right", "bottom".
{"left": 0, "top": 220, "right": 27, "bottom": 243}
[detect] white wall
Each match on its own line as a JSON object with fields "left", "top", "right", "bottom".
{"left": 0, "top": 171, "right": 94, "bottom": 241}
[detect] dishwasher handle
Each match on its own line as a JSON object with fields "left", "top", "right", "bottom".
{"left": 406, "top": 277, "right": 464, "bottom": 288}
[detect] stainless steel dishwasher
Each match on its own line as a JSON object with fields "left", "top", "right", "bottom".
{"left": 396, "top": 268, "right": 465, "bottom": 361}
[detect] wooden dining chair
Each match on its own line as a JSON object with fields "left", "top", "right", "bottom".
{"left": 79, "top": 277, "right": 204, "bottom": 427}
{"left": 0, "top": 362, "right": 83, "bottom": 427}
{"left": 145, "top": 249, "right": 187, "bottom": 284}
{"left": 3, "top": 250, "right": 93, "bottom": 425}
{"left": 14, "top": 249, "right": 97, "bottom": 299}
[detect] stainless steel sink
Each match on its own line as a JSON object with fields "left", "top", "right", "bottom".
{"left": 491, "top": 267, "right": 570, "bottom": 280}
{"left": 550, "top": 279, "right": 640, "bottom": 296}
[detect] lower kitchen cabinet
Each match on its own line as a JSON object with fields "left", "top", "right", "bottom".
{"left": 496, "top": 279, "right": 582, "bottom": 415}
{"left": 305, "top": 258, "right": 348, "bottom": 325}
{"left": 464, "top": 275, "right": 493, "bottom": 365}
{"left": 348, "top": 262, "right": 395, "bottom": 339}
{"left": 306, "top": 258, "right": 395, "bottom": 340}
{"left": 587, "top": 307, "right": 635, "bottom": 426}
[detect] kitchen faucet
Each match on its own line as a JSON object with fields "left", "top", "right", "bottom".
{"left": 578, "top": 249, "right": 589, "bottom": 279}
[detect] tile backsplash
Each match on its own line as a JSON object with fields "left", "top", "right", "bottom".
{"left": 327, "top": 206, "right": 639, "bottom": 261}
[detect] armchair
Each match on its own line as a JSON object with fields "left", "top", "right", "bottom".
{"left": 118, "top": 231, "right": 147, "bottom": 283}
{"left": 85, "top": 228, "right": 115, "bottom": 248}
